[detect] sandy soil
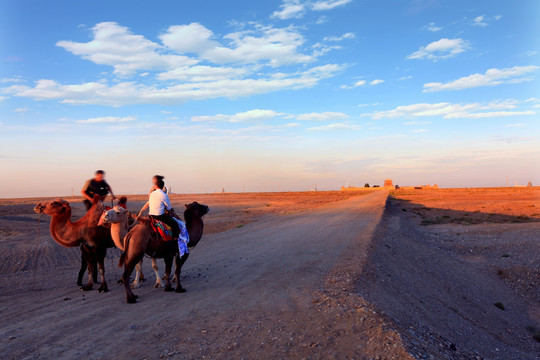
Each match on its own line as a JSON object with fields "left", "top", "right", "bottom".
{"left": 392, "top": 187, "right": 540, "bottom": 225}
{"left": 1, "top": 188, "right": 539, "bottom": 359}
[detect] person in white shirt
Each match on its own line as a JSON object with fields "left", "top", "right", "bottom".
{"left": 147, "top": 179, "right": 179, "bottom": 239}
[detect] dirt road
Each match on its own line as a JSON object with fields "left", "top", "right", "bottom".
{"left": 1, "top": 191, "right": 410, "bottom": 359}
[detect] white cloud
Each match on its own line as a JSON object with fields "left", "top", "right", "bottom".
{"left": 407, "top": 38, "right": 469, "bottom": 61}
{"left": 160, "top": 110, "right": 172, "bottom": 114}
{"left": 14, "top": 107, "right": 28, "bottom": 113}
{"left": 75, "top": 116, "right": 136, "bottom": 124}
{"left": 505, "top": 123, "right": 525, "bottom": 127}
{"left": 398, "top": 75, "right": 412, "bottom": 81}
{"left": 3, "top": 64, "right": 343, "bottom": 106}
{"left": 367, "top": 100, "right": 536, "bottom": 120}
{"left": 272, "top": 0, "right": 352, "bottom": 20}
{"left": 323, "top": 32, "right": 355, "bottom": 42}
{"left": 424, "top": 22, "right": 442, "bottom": 32}
{"left": 472, "top": 15, "right": 488, "bottom": 27}
{"left": 3, "top": 22, "right": 346, "bottom": 106}
{"left": 57, "top": 22, "right": 197, "bottom": 77}
{"left": 353, "top": 80, "right": 366, "bottom": 87}
{"left": 1, "top": 77, "right": 25, "bottom": 83}
{"left": 161, "top": 23, "right": 313, "bottom": 67}
{"left": 272, "top": 0, "right": 306, "bottom": 20}
{"left": 472, "top": 15, "right": 502, "bottom": 27}
{"left": 308, "top": 121, "right": 360, "bottom": 130}
{"left": 191, "top": 109, "right": 284, "bottom": 123}
{"left": 157, "top": 65, "right": 248, "bottom": 82}
{"left": 522, "top": 50, "right": 538, "bottom": 57}
{"left": 423, "top": 65, "right": 539, "bottom": 92}
{"left": 412, "top": 129, "right": 428, "bottom": 133}
{"left": 341, "top": 79, "right": 383, "bottom": 89}
{"left": 312, "top": 0, "right": 352, "bottom": 11}
{"left": 296, "top": 111, "right": 349, "bottom": 121}
{"left": 285, "top": 122, "right": 300, "bottom": 127}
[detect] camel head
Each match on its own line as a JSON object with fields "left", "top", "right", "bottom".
{"left": 184, "top": 202, "right": 209, "bottom": 218}
{"left": 98, "top": 206, "right": 129, "bottom": 226}
{"left": 34, "top": 199, "right": 71, "bottom": 216}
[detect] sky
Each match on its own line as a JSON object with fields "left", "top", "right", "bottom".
{"left": 0, "top": 0, "right": 539, "bottom": 197}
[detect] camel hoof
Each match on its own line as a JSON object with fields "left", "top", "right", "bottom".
{"left": 175, "top": 287, "right": 186, "bottom": 293}
{"left": 80, "top": 284, "right": 93, "bottom": 291}
{"left": 77, "top": 281, "right": 83, "bottom": 286}
{"left": 164, "top": 286, "right": 174, "bottom": 292}
{"left": 153, "top": 283, "right": 162, "bottom": 288}
{"left": 127, "top": 297, "right": 137, "bottom": 304}
{"left": 130, "top": 283, "right": 140, "bottom": 289}
{"left": 98, "top": 285, "right": 109, "bottom": 293}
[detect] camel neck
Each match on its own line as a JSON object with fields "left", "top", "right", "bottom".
{"left": 187, "top": 216, "right": 204, "bottom": 247}
{"left": 49, "top": 210, "right": 82, "bottom": 248}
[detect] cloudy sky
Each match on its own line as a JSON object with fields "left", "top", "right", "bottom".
{"left": 1, "top": 0, "right": 539, "bottom": 197}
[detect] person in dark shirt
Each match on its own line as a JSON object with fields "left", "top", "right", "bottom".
{"left": 81, "top": 170, "right": 116, "bottom": 211}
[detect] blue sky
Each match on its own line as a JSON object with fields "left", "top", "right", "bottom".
{"left": 0, "top": 0, "right": 539, "bottom": 197}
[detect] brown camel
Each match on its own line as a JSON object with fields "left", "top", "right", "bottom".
{"left": 119, "top": 202, "right": 209, "bottom": 303}
{"left": 99, "top": 206, "right": 163, "bottom": 288}
{"left": 34, "top": 196, "right": 114, "bottom": 292}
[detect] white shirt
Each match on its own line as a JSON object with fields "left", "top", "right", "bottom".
{"left": 148, "top": 189, "right": 172, "bottom": 216}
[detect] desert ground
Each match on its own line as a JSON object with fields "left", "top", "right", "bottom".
{"left": 0, "top": 188, "right": 539, "bottom": 359}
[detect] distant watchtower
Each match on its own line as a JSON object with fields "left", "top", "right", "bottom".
{"left": 384, "top": 179, "right": 393, "bottom": 187}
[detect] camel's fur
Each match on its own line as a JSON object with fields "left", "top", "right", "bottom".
{"left": 34, "top": 196, "right": 113, "bottom": 292}
{"left": 119, "top": 202, "right": 209, "bottom": 303}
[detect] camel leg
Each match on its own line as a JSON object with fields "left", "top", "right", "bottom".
{"left": 163, "top": 256, "right": 174, "bottom": 292}
{"left": 131, "top": 261, "right": 142, "bottom": 289}
{"left": 77, "top": 248, "right": 87, "bottom": 286}
{"left": 152, "top": 258, "right": 163, "bottom": 288}
{"left": 122, "top": 260, "right": 140, "bottom": 303}
{"left": 175, "top": 253, "right": 189, "bottom": 293}
{"left": 97, "top": 245, "right": 108, "bottom": 293}
{"left": 138, "top": 260, "right": 146, "bottom": 282}
{"left": 81, "top": 250, "right": 95, "bottom": 291}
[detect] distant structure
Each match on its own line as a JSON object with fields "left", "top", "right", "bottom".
{"left": 341, "top": 179, "right": 438, "bottom": 191}
{"left": 399, "top": 184, "right": 439, "bottom": 190}
{"left": 527, "top": 181, "right": 533, "bottom": 187}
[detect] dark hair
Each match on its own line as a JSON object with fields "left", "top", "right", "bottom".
{"left": 156, "top": 180, "right": 165, "bottom": 189}
{"left": 95, "top": 170, "right": 105, "bottom": 175}
{"left": 153, "top": 175, "right": 165, "bottom": 181}
{"left": 118, "top": 196, "right": 127, "bottom": 205}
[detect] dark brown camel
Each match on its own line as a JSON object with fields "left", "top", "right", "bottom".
{"left": 119, "top": 202, "right": 209, "bottom": 303}
{"left": 34, "top": 195, "right": 114, "bottom": 292}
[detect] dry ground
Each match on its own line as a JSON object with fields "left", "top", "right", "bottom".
{"left": 0, "top": 188, "right": 539, "bottom": 359}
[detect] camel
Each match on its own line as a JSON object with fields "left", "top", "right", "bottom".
{"left": 34, "top": 196, "right": 114, "bottom": 292}
{"left": 119, "top": 202, "right": 209, "bottom": 303}
{"left": 99, "top": 206, "right": 164, "bottom": 289}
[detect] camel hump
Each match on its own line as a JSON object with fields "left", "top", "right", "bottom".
{"left": 137, "top": 216, "right": 152, "bottom": 224}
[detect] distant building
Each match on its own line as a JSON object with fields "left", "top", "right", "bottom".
{"left": 384, "top": 179, "right": 393, "bottom": 188}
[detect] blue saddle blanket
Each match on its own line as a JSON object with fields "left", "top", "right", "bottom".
{"left": 173, "top": 218, "right": 190, "bottom": 256}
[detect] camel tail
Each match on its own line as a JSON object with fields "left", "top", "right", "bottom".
{"left": 118, "top": 232, "right": 132, "bottom": 268}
